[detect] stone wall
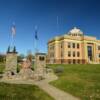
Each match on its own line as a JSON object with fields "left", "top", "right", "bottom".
{"left": 4, "top": 52, "right": 17, "bottom": 77}
{"left": 34, "top": 53, "right": 46, "bottom": 78}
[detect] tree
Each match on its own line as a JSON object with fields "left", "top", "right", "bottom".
{"left": 13, "top": 46, "right": 16, "bottom": 53}
{"left": 0, "top": 54, "right": 6, "bottom": 63}
{"left": 17, "top": 54, "right": 25, "bottom": 62}
{"left": 7, "top": 46, "right": 10, "bottom": 53}
{"left": 27, "top": 50, "right": 33, "bottom": 62}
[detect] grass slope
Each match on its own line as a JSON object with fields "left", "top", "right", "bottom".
{"left": 0, "top": 82, "right": 54, "bottom": 100}
{"left": 49, "top": 64, "right": 100, "bottom": 100}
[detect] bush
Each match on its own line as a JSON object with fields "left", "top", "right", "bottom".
{"left": 54, "top": 66, "right": 64, "bottom": 73}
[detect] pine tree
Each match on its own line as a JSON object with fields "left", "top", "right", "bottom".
{"left": 7, "top": 46, "right": 10, "bottom": 53}
{"left": 13, "top": 46, "right": 16, "bottom": 53}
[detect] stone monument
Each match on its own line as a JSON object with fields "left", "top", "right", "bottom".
{"left": 34, "top": 53, "right": 46, "bottom": 80}
{"left": 2, "top": 48, "right": 46, "bottom": 81}
{"left": 3, "top": 46, "right": 17, "bottom": 79}
{"left": 18, "top": 59, "right": 34, "bottom": 80}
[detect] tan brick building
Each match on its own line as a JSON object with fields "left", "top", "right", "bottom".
{"left": 47, "top": 27, "right": 100, "bottom": 64}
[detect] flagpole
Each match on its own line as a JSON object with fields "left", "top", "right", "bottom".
{"left": 34, "top": 37, "right": 37, "bottom": 54}
{"left": 11, "top": 22, "right": 16, "bottom": 51}
{"left": 34, "top": 25, "right": 38, "bottom": 72}
{"left": 10, "top": 26, "right": 14, "bottom": 51}
{"left": 11, "top": 33, "right": 14, "bottom": 50}
{"left": 34, "top": 25, "right": 38, "bottom": 54}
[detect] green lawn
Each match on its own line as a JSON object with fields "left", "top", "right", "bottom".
{"left": 49, "top": 64, "right": 100, "bottom": 100}
{"left": 0, "top": 63, "right": 53, "bottom": 100}
{"left": 0, "top": 82, "right": 54, "bottom": 100}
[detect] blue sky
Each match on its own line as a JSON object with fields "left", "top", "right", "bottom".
{"left": 0, "top": 0, "right": 100, "bottom": 55}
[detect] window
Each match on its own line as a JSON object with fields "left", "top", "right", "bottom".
{"left": 77, "top": 43, "right": 80, "bottom": 48}
{"left": 61, "top": 42, "right": 63, "bottom": 48}
{"left": 73, "top": 43, "right": 75, "bottom": 48}
{"left": 77, "top": 52, "right": 80, "bottom": 57}
{"left": 68, "top": 42, "right": 71, "bottom": 48}
{"left": 73, "top": 59, "right": 76, "bottom": 64}
{"left": 68, "top": 51, "right": 71, "bottom": 57}
{"left": 73, "top": 51, "right": 75, "bottom": 57}
{"left": 99, "top": 54, "right": 100, "bottom": 58}
{"left": 98, "top": 46, "right": 100, "bottom": 50}
{"left": 39, "top": 56, "right": 44, "bottom": 61}
{"left": 77, "top": 59, "right": 80, "bottom": 64}
{"left": 87, "top": 46, "right": 92, "bottom": 61}
{"left": 68, "top": 59, "right": 71, "bottom": 64}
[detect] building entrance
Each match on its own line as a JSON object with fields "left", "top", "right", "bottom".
{"left": 87, "top": 46, "right": 93, "bottom": 61}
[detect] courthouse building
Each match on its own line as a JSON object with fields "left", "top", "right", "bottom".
{"left": 47, "top": 27, "right": 100, "bottom": 64}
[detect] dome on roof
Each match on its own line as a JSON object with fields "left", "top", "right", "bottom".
{"left": 68, "top": 27, "right": 83, "bottom": 36}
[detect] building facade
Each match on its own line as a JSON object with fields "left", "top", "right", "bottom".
{"left": 47, "top": 27, "right": 100, "bottom": 64}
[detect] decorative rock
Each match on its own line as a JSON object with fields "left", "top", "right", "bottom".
{"left": 18, "top": 59, "right": 34, "bottom": 80}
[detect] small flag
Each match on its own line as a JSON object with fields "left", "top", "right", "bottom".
{"left": 35, "top": 26, "right": 38, "bottom": 40}
{"left": 11, "top": 23, "right": 16, "bottom": 37}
